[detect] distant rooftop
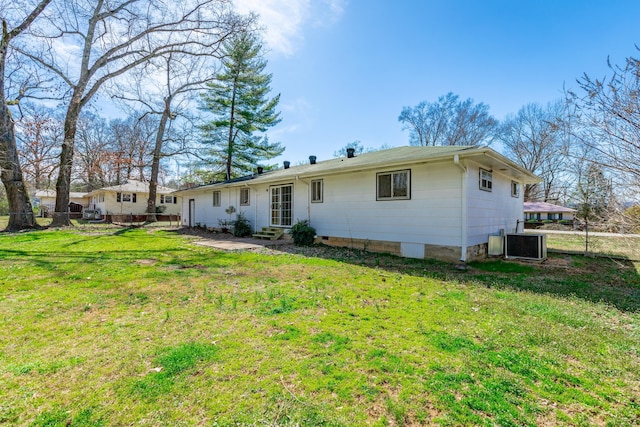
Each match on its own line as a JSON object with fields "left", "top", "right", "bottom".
{"left": 524, "top": 201, "right": 576, "bottom": 213}
{"left": 87, "top": 180, "right": 176, "bottom": 195}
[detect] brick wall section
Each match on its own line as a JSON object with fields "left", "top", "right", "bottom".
{"left": 466, "top": 243, "right": 488, "bottom": 261}
{"left": 423, "top": 244, "right": 461, "bottom": 262}
{"left": 320, "top": 236, "right": 489, "bottom": 263}
{"left": 321, "top": 237, "right": 402, "bottom": 257}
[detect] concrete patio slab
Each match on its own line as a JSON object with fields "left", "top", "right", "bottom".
{"left": 193, "top": 237, "right": 292, "bottom": 251}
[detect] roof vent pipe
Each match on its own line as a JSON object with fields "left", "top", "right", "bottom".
{"left": 346, "top": 147, "right": 356, "bottom": 158}
{"left": 309, "top": 155, "right": 317, "bottom": 164}
{"left": 257, "top": 166, "right": 264, "bottom": 174}
{"left": 283, "top": 161, "right": 290, "bottom": 169}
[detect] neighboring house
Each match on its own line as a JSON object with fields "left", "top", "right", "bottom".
{"left": 34, "top": 190, "right": 89, "bottom": 217}
{"left": 524, "top": 201, "right": 576, "bottom": 225}
{"left": 175, "top": 146, "right": 539, "bottom": 262}
{"left": 34, "top": 180, "right": 181, "bottom": 221}
{"left": 86, "top": 179, "right": 181, "bottom": 220}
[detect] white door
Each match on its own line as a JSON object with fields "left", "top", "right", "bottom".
{"left": 270, "top": 184, "right": 293, "bottom": 227}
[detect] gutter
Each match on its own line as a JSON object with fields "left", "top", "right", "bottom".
{"left": 453, "top": 154, "right": 468, "bottom": 262}
{"left": 240, "top": 182, "right": 259, "bottom": 233}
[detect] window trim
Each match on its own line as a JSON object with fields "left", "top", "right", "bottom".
{"left": 212, "top": 190, "right": 221, "bottom": 207}
{"left": 240, "top": 188, "right": 250, "bottom": 206}
{"left": 511, "top": 181, "right": 520, "bottom": 198}
{"left": 160, "top": 195, "right": 175, "bottom": 204}
{"left": 479, "top": 168, "right": 493, "bottom": 192}
{"left": 311, "top": 179, "right": 323, "bottom": 203}
{"left": 376, "top": 169, "right": 411, "bottom": 201}
{"left": 117, "top": 192, "right": 136, "bottom": 203}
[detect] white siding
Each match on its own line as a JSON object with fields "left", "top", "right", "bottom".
{"left": 307, "top": 162, "right": 463, "bottom": 247}
{"left": 180, "top": 186, "right": 258, "bottom": 230}
{"left": 178, "top": 156, "right": 527, "bottom": 261}
{"left": 465, "top": 161, "right": 523, "bottom": 246}
{"left": 95, "top": 191, "right": 181, "bottom": 216}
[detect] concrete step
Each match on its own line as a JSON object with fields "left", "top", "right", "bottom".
{"left": 252, "top": 227, "right": 285, "bottom": 240}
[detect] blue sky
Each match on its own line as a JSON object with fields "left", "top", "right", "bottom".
{"left": 236, "top": 0, "right": 640, "bottom": 165}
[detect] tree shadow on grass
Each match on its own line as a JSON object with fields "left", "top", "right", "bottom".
{"left": 265, "top": 244, "right": 640, "bottom": 313}
{"left": 0, "top": 228, "right": 232, "bottom": 280}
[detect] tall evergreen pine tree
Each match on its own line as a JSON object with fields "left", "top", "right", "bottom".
{"left": 200, "top": 32, "right": 283, "bottom": 181}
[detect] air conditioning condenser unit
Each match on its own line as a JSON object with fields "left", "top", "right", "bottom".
{"left": 505, "top": 233, "right": 547, "bottom": 260}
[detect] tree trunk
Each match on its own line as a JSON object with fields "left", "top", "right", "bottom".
{"left": 0, "top": 108, "right": 37, "bottom": 230}
{"left": 51, "top": 100, "right": 81, "bottom": 227}
{"left": 226, "top": 84, "right": 237, "bottom": 181}
{"left": 146, "top": 101, "right": 171, "bottom": 223}
{"left": 0, "top": 31, "right": 36, "bottom": 231}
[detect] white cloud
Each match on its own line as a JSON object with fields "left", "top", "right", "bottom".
{"left": 234, "top": 0, "right": 346, "bottom": 56}
{"left": 280, "top": 96, "right": 312, "bottom": 113}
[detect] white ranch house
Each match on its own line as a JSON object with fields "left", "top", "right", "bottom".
{"left": 34, "top": 180, "right": 181, "bottom": 221}
{"left": 34, "top": 190, "right": 89, "bottom": 217}
{"left": 175, "top": 146, "right": 539, "bottom": 262}
{"left": 524, "top": 201, "right": 576, "bottom": 223}
{"left": 86, "top": 180, "right": 181, "bottom": 220}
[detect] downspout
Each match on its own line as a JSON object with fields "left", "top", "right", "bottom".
{"left": 240, "top": 182, "right": 259, "bottom": 233}
{"left": 453, "top": 155, "right": 468, "bottom": 262}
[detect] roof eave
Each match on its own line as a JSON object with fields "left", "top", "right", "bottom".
{"left": 173, "top": 147, "right": 541, "bottom": 192}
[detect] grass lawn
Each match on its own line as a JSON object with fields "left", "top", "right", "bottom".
{"left": 544, "top": 232, "right": 640, "bottom": 261}
{"left": 0, "top": 227, "right": 639, "bottom": 426}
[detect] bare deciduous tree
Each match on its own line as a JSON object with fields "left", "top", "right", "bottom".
{"left": 0, "top": 0, "right": 51, "bottom": 230}
{"left": 109, "top": 115, "right": 156, "bottom": 183}
{"left": 113, "top": 48, "right": 225, "bottom": 222}
{"left": 398, "top": 92, "right": 498, "bottom": 146}
{"left": 567, "top": 50, "right": 640, "bottom": 192}
{"left": 15, "top": 102, "right": 61, "bottom": 189}
{"left": 74, "top": 112, "right": 116, "bottom": 191}
{"left": 18, "top": 0, "right": 248, "bottom": 226}
{"left": 498, "top": 101, "right": 570, "bottom": 202}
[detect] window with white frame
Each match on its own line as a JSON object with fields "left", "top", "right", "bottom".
{"left": 117, "top": 192, "right": 136, "bottom": 203}
{"left": 311, "top": 179, "right": 323, "bottom": 203}
{"left": 212, "top": 191, "right": 221, "bottom": 207}
{"left": 160, "top": 195, "right": 176, "bottom": 204}
{"left": 479, "top": 169, "right": 492, "bottom": 191}
{"left": 511, "top": 181, "right": 520, "bottom": 198}
{"left": 240, "top": 188, "right": 250, "bottom": 206}
{"left": 377, "top": 170, "right": 410, "bottom": 200}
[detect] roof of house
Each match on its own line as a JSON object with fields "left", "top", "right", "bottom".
{"left": 175, "top": 146, "right": 540, "bottom": 195}
{"left": 34, "top": 189, "right": 88, "bottom": 199}
{"left": 86, "top": 180, "right": 177, "bottom": 196}
{"left": 524, "top": 201, "right": 577, "bottom": 213}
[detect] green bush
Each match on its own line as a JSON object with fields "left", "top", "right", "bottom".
{"left": 232, "top": 212, "right": 252, "bottom": 237}
{"left": 289, "top": 220, "right": 316, "bottom": 246}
